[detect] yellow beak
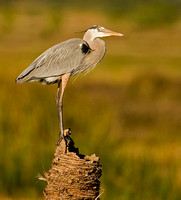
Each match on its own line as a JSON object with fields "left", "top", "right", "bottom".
{"left": 102, "top": 28, "right": 124, "bottom": 37}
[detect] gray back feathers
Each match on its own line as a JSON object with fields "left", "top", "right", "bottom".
{"left": 16, "top": 38, "right": 90, "bottom": 84}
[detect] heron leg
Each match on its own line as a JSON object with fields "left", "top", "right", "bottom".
{"left": 57, "top": 73, "right": 71, "bottom": 146}
{"left": 56, "top": 80, "right": 61, "bottom": 139}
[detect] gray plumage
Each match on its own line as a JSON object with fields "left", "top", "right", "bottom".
{"left": 16, "top": 25, "right": 123, "bottom": 85}
{"left": 15, "top": 25, "right": 123, "bottom": 141}
{"left": 16, "top": 39, "right": 91, "bottom": 84}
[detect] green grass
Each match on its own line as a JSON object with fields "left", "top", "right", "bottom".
{"left": 0, "top": 4, "right": 181, "bottom": 200}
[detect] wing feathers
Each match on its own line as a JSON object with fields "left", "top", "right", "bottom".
{"left": 16, "top": 38, "right": 89, "bottom": 84}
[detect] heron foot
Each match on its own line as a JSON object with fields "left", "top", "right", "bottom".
{"left": 57, "top": 128, "right": 71, "bottom": 153}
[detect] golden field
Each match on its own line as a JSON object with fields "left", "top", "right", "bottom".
{"left": 0, "top": 1, "right": 181, "bottom": 199}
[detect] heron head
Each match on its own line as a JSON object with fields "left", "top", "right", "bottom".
{"left": 85, "top": 25, "right": 124, "bottom": 40}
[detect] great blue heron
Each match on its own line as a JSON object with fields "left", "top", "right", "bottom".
{"left": 16, "top": 25, "right": 123, "bottom": 144}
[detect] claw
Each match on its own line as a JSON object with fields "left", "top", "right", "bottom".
{"left": 57, "top": 134, "right": 63, "bottom": 146}
{"left": 57, "top": 129, "right": 71, "bottom": 153}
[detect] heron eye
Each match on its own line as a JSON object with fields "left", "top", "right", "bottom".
{"left": 97, "top": 27, "right": 102, "bottom": 32}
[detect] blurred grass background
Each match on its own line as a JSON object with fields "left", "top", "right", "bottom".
{"left": 0, "top": 0, "right": 181, "bottom": 199}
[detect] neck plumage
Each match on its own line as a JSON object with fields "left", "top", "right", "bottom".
{"left": 83, "top": 32, "right": 106, "bottom": 68}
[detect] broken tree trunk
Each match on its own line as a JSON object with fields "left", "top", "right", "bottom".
{"left": 42, "top": 129, "right": 102, "bottom": 200}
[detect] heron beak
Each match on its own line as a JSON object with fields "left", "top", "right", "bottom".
{"left": 102, "top": 28, "right": 124, "bottom": 37}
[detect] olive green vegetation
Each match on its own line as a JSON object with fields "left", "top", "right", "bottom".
{"left": 0, "top": 1, "right": 181, "bottom": 199}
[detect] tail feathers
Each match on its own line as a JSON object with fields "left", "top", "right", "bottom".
{"left": 15, "top": 66, "right": 35, "bottom": 84}
{"left": 15, "top": 76, "right": 27, "bottom": 84}
{"left": 15, "top": 72, "right": 32, "bottom": 84}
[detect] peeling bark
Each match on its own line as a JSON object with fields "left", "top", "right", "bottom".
{"left": 42, "top": 129, "right": 102, "bottom": 200}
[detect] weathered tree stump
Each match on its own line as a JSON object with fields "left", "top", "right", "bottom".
{"left": 41, "top": 129, "right": 102, "bottom": 200}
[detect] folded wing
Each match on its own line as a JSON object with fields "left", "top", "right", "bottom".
{"left": 16, "top": 38, "right": 89, "bottom": 84}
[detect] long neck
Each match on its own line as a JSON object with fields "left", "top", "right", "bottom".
{"left": 83, "top": 31, "right": 105, "bottom": 50}
{"left": 83, "top": 32, "right": 106, "bottom": 67}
